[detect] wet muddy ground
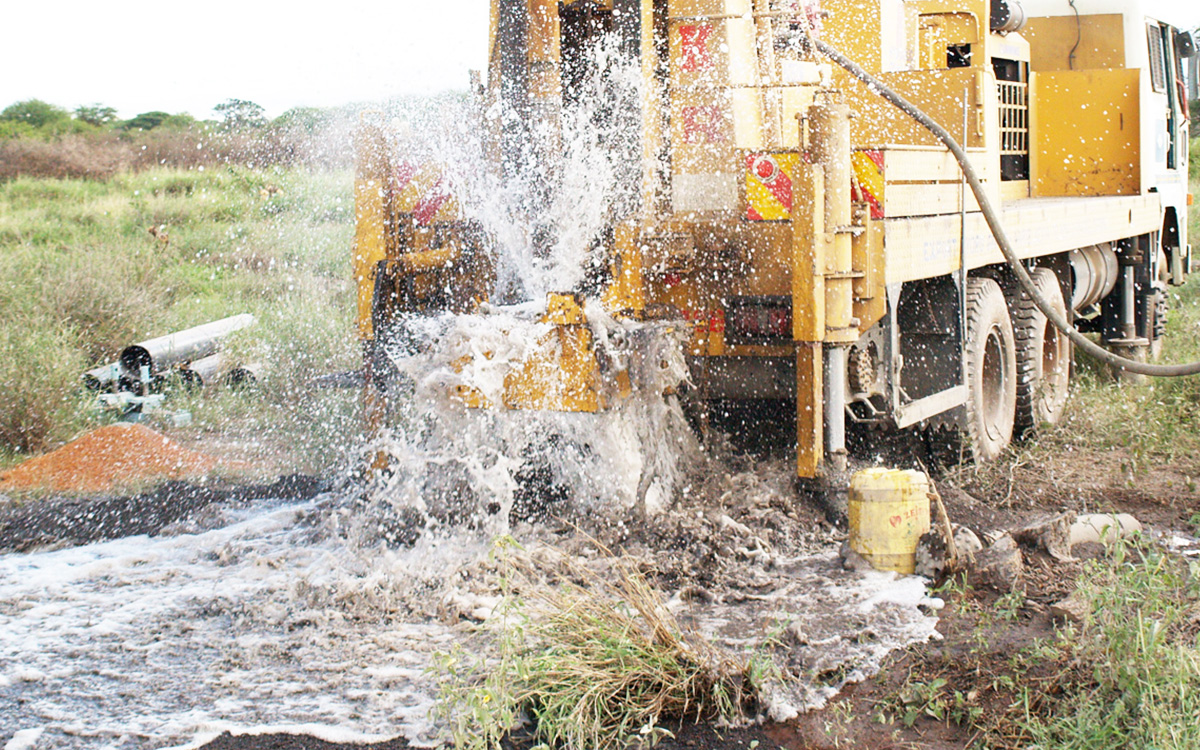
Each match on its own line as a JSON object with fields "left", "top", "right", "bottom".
{"left": 2, "top": 440, "right": 1198, "bottom": 750}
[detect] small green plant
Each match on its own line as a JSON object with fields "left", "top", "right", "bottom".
{"left": 994, "top": 590, "right": 1026, "bottom": 622}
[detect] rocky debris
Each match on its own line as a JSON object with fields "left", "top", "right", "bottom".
{"left": 969, "top": 535, "right": 1024, "bottom": 593}
{"left": 1013, "top": 513, "right": 1075, "bottom": 561}
{"left": 1049, "top": 590, "right": 1090, "bottom": 624}
{"left": 954, "top": 525, "right": 984, "bottom": 560}
{"left": 914, "top": 524, "right": 983, "bottom": 579}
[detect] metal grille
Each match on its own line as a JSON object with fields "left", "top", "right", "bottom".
{"left": 997, "top": 81, "right": 1028, "bottom": 160}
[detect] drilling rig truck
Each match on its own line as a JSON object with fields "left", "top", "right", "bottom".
{"left": 352, "top": 0, "right": 1194, "bottom": 484}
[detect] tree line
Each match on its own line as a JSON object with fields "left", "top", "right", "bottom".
{"left": 0, "top": 98, "right": 331, "bottom": 140}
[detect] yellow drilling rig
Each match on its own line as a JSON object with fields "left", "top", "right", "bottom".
{"left": 352, "top": 0, "right": 1193, "bottom": 484}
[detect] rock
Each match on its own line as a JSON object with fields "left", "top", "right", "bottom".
{"left": 1013, "top": 513, "right": 1075, "bottom": 561}
{"left": 990, "top": 532, "right": 1017, "bottom": 551}
{"left": 916, "top": 524, "right": 983, "bottom": 578}
{"left": 1050, "top": 590, "right": 1090, "bottom": 624}
{"left": 915, "top": 529, "right": 947, "bottom": 578}
{"left": 953, "top": 525, "right": 984, "bottom": 560}
{"left": 1070, "top": 513, "right": 1141, "bottom": 546}
{"left": 970, "top": 546, "right": 1024, "bottom": 593}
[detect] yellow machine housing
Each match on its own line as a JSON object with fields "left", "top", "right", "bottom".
{"left": 356, "top": 0, "right": 1193, "bottom": 479}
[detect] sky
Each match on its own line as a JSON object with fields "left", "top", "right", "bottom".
{"left": 0, "top": 0, "right": 491, "bottom": 119}
{"left": 1, "top": 0, "right": 1197, "bottom": 121}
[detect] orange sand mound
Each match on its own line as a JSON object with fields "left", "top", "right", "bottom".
{"left": 0, "top": 423, "right": 220, "bottom": 494}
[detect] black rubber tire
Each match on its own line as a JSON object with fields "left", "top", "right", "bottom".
{"left": 1012, "top": 267, "right": 1071, "bottom": 435}
{"left": 964, "top": 277, "right": 1017, "bottom": 462}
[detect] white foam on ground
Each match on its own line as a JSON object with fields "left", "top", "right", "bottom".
{"left": 0, "top": 499, "right": 458, "bottom": 749}
{"left": 4, "top": 728, "right": 45, "bottom": 750}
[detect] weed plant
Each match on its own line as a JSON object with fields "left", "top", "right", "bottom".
{"left": 0, "top": 165, "right": 358, "bottom": 470}
{"left": 432, "top": 538, "right": 761, "bottom": 750}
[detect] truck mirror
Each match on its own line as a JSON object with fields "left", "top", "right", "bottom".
{"left": 1176, "top": 29, "right": 1196, "bottom": 59}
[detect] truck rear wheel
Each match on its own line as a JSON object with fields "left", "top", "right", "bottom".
{"left": 1012, "top": 267, "right": 1071, "bottom": 435}
{"left": 964, "top": 277, "right": 1017, "bottom": 461}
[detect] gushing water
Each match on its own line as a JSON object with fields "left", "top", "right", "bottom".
{"left": 0, "top": 35, "right": 942, "bottom": 750}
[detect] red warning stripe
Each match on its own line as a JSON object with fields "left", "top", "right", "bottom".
{"left": 761, "top": 170, "right": 793, "bottom": 212}
{"left": 412, "top": 177, "right": 451, "bottom": 226}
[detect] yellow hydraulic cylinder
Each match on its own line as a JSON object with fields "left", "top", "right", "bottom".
{"left": 810, "top": 98, "right": 854, "bottom": 472}
{"left": 809, "top": 98, "right": 855, "bottom": 342}
{"left": 791, "top": 158, "right": 826, "bottom": 478}
{"left": 352, "top": 122, "right": 391, "bottom": 342}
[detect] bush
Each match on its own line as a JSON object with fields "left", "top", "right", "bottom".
{"left": 0, "top": 135, "right": 130, "bottom": 180}
{"left": 0, "top": 324, "right": 88, "bottom": 455}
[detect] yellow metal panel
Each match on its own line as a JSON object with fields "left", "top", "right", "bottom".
{"left": 1030, "top": 69, "right": 1140, "bottom": 197}
{"left": 837, "top": 67, "right": 988, "bottom": 150}
{"left": 885, "top": 184, "right": 980, "bottom": 216}
{"left": 880, "top": 145, "right": 991, "bottom": 182}
{"left": 881, "top": 194, "right": 1161, "bottom": 285}
{"left": 503, "top": 328, "right": 602, "bottom": 412}
{"left": 822, "top": 0, "right": 885, "bottom": 73}
{"left": 601, "top": 222, "right": 646, "bottom": 314}
{"left": 851, "top": 210, "right": 887, "bottom": 333}
{"left": 1024, "top": 14, "right": 1126, "bottom": 73}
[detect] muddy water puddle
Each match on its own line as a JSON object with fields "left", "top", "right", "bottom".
{"left": 1, "top": 478, "right": 939, "bottom": 748}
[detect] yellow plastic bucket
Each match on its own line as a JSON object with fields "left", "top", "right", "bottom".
{"left": 847, "top": 468, "right": 931, "bottom": 575}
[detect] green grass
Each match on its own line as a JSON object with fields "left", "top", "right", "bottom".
{"left": 1011, "top": 540, "right": 1200, "bottom": 749}
{"left": 0, "top": 165, "right": 359, "bottom": 471}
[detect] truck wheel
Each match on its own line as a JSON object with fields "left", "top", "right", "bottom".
{"left": 964, "top": 277, "right": 1017, "bottom": 461}
{"left": 1012, "top": 267, "right": 1071, "bottom": 435}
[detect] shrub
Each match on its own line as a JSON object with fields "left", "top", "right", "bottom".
{"left": 0, "top": 323, "right": 88, "bottom": 455}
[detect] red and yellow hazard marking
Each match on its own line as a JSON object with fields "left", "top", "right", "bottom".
{"left": 851, "top": 149, "right": 885, "bottom": 220}
{"left": 393, "top": 162, "right": 461, "bottom": 226}
{"left": 745, "top": 153, "right": 802, "bottom": 221}
{"left": 678, "top": 24, "right": 715, "bottom": 71}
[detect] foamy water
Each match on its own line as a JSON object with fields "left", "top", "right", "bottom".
{"left": 0, "top": 499, "right": 461, "bottom": 749}
{"left": 0, "top": 476, "right": 939, "bottom": 748}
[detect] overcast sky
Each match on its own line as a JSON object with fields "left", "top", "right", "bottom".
{"left": 1, "top": 0, "right": 1196, "bottom": 120}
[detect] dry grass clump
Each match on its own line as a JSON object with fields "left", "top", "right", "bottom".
{"left": 0, "top": 135, "right": 131, "bottom": 181}
{"left": 0, "top": 126, "right": 355, "bottom": 183}
{"left": 433, "top": 539, "right": 760, "bottom": 750}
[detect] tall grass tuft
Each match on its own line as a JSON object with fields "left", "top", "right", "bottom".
{"left": 433, "top": 539, "right": 760, "bottom": 750}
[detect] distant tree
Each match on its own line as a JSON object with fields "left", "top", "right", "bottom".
{"left": 74, "top": 104, "right": 118, "bottom": 127}
{"left": 1, "top": 99, "right": 70, "bottom": 129}
{"left": 161, "top": 113, "right": 197, "bottom": 130}
{"left": 123, "top": 111, "right": 171, "bottom": 131}
{"left": 214, "top": 98, "right": 267, "bottom": 130}
{"left": 272, "top": 106, "right": 328, "bottom": 133}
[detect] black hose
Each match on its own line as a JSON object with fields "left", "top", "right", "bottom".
{"left": 814, "top": 38, "right": 1200, "bottom": 377}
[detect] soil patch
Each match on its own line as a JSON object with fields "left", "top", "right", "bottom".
{"left": 0, "top": 422, "right": 224, "bottom": 494}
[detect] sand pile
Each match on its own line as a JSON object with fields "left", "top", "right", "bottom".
{"left": 0, "top": 423, "right": 220, "bottom": 494}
